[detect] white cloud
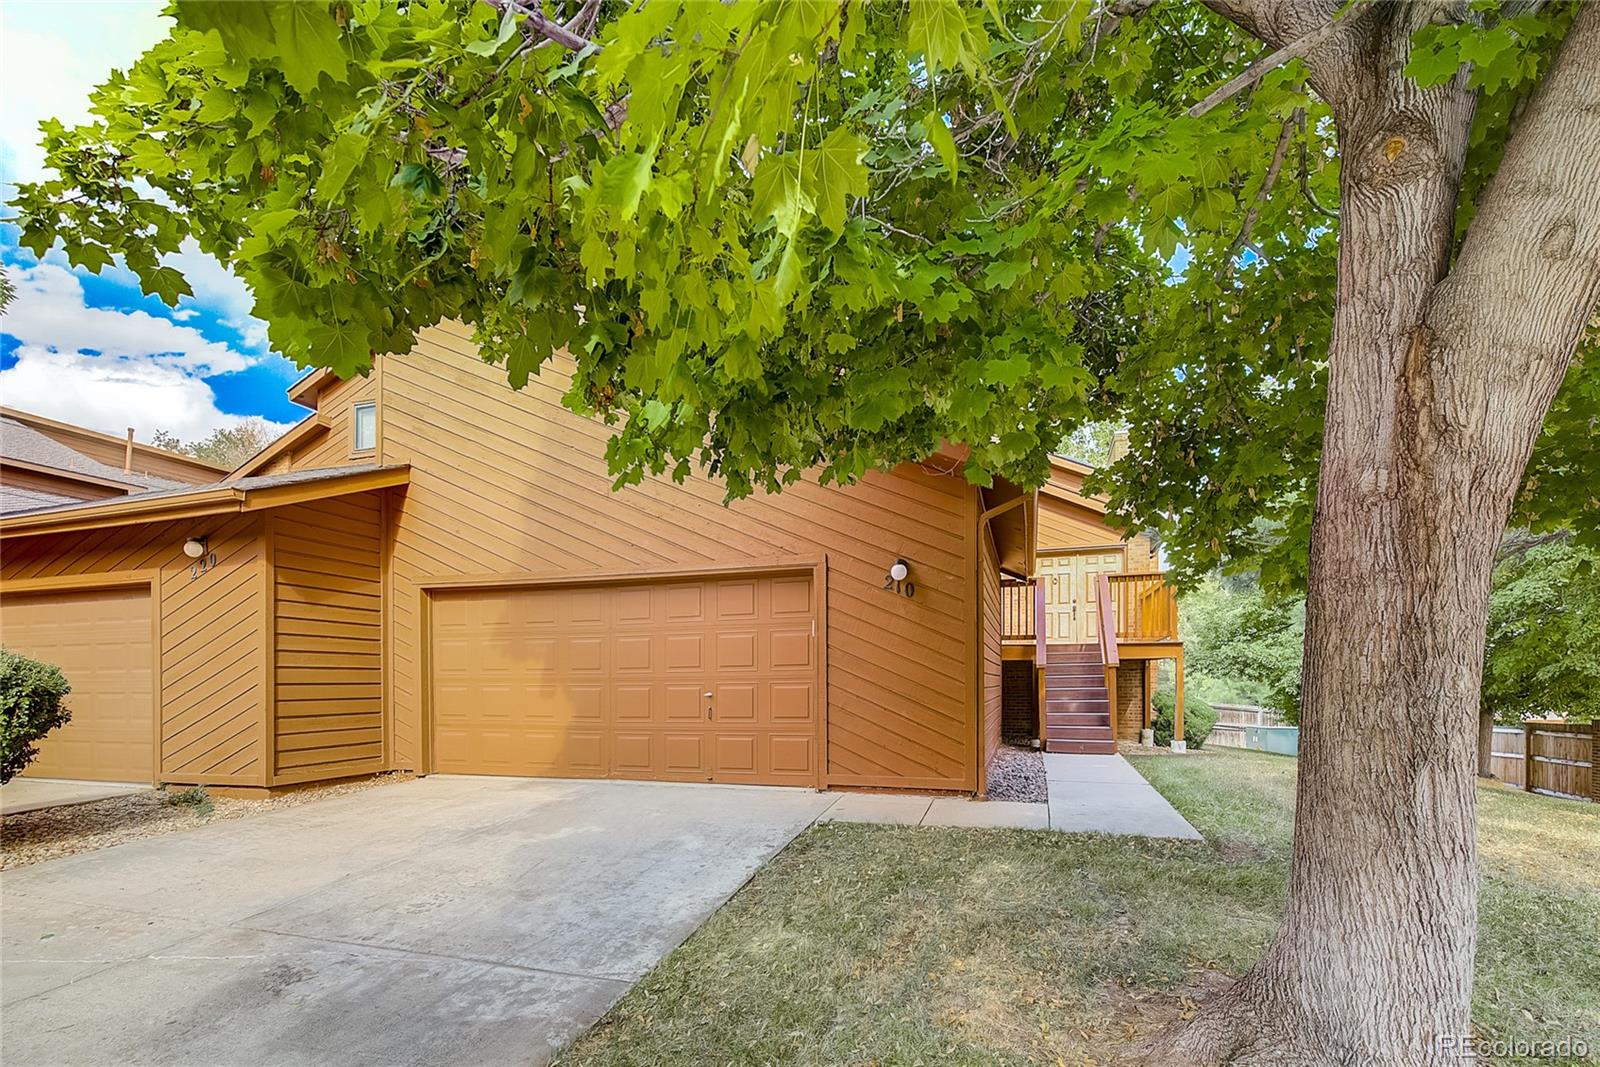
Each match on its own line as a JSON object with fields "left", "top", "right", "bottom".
{"left": 0, "top": 345, "right": 272, "bottom": 443}
{"left": 0, "top": 261, "right": 291, "bottom": 443}
{"left": 0, "top": 1, "right": 170, "bottom": 188}
{"left": 2, "top": 261, "right": 251, "bottom": 374}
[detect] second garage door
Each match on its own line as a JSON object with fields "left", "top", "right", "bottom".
{"left": 0, "top": 586, "right": 154, "bottom": 782}
{"left": 429, "top": 573, "right": 818, "bottom": 785}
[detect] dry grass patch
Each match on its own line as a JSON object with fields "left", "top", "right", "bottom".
{"left": 557, "top": 749, "right": 1598, "bottom": 1067}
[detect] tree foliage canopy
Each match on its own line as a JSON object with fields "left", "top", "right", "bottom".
{"left": 10, "top": 0, "right": 1596, "bottom": 579}
{"left": 1483, "top": 536, "right": 1600, "bottom": 724}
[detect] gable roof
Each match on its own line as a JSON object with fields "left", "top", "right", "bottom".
{"left": 1, "top": 415, "right": 184, "bottom": 493}
{"left": 0, "top": 406, "right": 226, "bottom": 484}
{"left": 0, "top": 464, "right": 410, "bottom": 538}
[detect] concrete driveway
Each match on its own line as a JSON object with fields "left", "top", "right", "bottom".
{"left": 2, "top": 775, "right": 833, "bottom": 1067}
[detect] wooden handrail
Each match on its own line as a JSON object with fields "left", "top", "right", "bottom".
{"left": 1095, "top": 573, "right": 1119, "bottom": 667}
{"left": 1034, "top": 578, "right": 1047, "bottom": 667}
{"left": 1000, "top": 578, "right": 1035, "bottom": 642}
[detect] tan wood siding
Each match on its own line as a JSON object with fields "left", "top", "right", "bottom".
{"left": 980, "top": 527, "right": 1003, "bottom": 784}
{"left": 1, "top": 516, "right": 267, "bottom": 785}
{"left": 1038, "top": 495, "right": 1127, "bottom": 551}
{"left": 269, "top": 496, "right": 385, "bottom": 784}
{"left": 381, "top": 322, "right": 978, "bottom": 791}
{"left": 290, "top": 375, "right": 377, "bottom": 472}
{"left": 0, "top": 586, "right": 153, "bottom": 781}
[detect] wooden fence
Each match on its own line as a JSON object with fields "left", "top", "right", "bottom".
{"left": 1490, "top": 721, "right": 1596, "bottom": 802}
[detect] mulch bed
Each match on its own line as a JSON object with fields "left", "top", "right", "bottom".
{"left": 984, "top": 742, "right": 1047, "bottom": 803}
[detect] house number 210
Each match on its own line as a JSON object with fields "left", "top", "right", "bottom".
{"left": 883, "top": 559, "right": 915, "bottom": 599}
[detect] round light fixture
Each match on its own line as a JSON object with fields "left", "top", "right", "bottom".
{"left": 183, "top": 538, "right": 208, "bottom": 559}
{"left": 889, "top": 559, "right": 909, "bottom": 582}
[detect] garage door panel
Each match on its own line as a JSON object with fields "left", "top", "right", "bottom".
{"left": 430, "top": 573, "right": 816, "bottom": 785}
{"left": 0, "top": 587, "right": 154, "bottom": 782}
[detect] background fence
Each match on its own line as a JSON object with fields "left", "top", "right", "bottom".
{"left": 1207, "top": 704, "right": 1300, "bottom": 756}
{"left": 1486, "top": 723, "right": 1595, "bottom": 802}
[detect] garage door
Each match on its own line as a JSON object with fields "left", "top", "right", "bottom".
{"left": 430, "top": 573, "right": 818, "bottom": 785}
{"left": 0, "top": 586, "right": 154, "bottom": 782}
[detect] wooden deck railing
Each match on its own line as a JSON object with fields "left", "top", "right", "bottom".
{"left": 1000, "top": 578, "right": 1035, "bottom": 642}
{"left": 1106, "top": 572, "right": 1179, "bottom": 641}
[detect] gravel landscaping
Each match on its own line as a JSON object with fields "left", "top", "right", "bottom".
{"left": 984, "top": 742, "right": 1046, "bottom": 802}
{"left": 0, "top": 773, "right": 410, "bottom": 870}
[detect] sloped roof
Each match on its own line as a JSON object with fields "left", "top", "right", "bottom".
{"left": 0, "top": 416, "right": 185, "bottom": 493}
{"left": 0, "top": 484, "right": 81, "bottom": 514}
{"left": 0, "top": 464, "right": 410, "bottom": 537}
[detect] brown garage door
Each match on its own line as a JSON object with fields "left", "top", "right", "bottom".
{"left": 430, "top": 573, "right": 818, "bottom": 785}
{"left": 0, "top": 586, "right": 154, "bottom": 782}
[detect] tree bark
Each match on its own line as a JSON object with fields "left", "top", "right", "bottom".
{"left": 1157, "top": 4, "right": 1600, "bottom": 1064}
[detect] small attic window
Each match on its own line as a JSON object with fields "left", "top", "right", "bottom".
{"left": 352, "top": 402, "right": 377, "bottom": 453}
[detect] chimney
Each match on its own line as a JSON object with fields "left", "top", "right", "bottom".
{"left": 124, "top": 428, "right": 135, "bottom": 473}
{"left": 1108, "top": 428, "right": 1130, "bottom": 465}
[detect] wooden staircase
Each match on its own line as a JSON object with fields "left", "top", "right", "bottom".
{"left": 1043, "top": 643, "right": 1116, "bottom": 754}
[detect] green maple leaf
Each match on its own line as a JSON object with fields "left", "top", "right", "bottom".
{"left": 306, "top": 319, "right": 371, "bottom": 377}
{"left": 753, "top": 153, "right": 813, "bottom": 238}
{"left": 141, "top": 265, "right": 193, "bottom": 306}
{"left": 924, "top": 111, "right": 958, "bottom": 184}
{"left": 802, "top": 129, "right": 868, "bottom": 233}
{"left": 598, "top": 150, "right": 655, "bottom": 222}
{"left": 268, "top": 2, "right": 348, "bottom": 96}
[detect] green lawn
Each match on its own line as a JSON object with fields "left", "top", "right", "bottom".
{"left": 556, "top": 749, "right": 1600, "bottom": 1066}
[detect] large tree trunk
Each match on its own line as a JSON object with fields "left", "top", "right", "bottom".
{"left": 1159, "top": 5, "right": 1600, "bottom": 1064}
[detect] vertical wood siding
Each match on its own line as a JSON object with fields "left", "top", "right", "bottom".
{"left": 270, "top": 496, "right": 385, "bottom": 783}
{"left": 0, "top": 516, "right": 267, "bottom": 784}
{"left": 380, "top": 322, "right": 979, "bottom": 791}
{"left": 980, "top": 527, "right": 1003, "bottom": 784}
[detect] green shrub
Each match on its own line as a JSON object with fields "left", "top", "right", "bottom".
{"left": 0, "top": 648, "right": 72, "bottom": 784}
{"left": 1152, "top": 689, "right": 1217, "bottom": 749}
{"left": 162, "top": 785, "right": 214, "bottom": 817}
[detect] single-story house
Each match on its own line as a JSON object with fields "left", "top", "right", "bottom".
{"left": 0, "top": 322, "right": 1184, "bottom": 794}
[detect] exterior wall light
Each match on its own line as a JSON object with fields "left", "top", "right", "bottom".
{"left": 183, "top": 537, "right": 208, "bottom": 559}
{"left": 890, "top": 559, "right": 909, "bottom": 582}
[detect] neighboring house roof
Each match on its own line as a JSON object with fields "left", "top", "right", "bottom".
{"left": 0, "top": 484, "right": 81, "bottom": 513}
{"left": 0, "top": 416, "right": 184, "bottom": 494}
{"left": 0, "top": 464, "right": 411, "bottom": 538}
{"left": 0, "top": 406, "right": 226, "bottom": 484}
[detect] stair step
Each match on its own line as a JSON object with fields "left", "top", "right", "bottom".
{"left": 1047, "top": 711, "right": 1110, "bottom": 725}
{"left": 1046, "top": 703, "right": 1110, "bottom": 717}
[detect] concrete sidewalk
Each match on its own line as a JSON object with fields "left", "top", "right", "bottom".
{"left": 1, "top": 778, "right": 152, "bottom": 816}
{"left": 818, "top": 793, "right": 1049, "bottom": 829}
{"left": 1044, "top": 753, "right": 1202, "bottom": 839}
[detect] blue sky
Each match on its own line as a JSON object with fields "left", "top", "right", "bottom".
{"left": 0, "top": 0, "right": 306, "bottom": 443}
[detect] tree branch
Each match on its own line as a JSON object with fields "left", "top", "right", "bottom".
{"left": 479, "top": 0, "right": 601, "bottom": 53}
{"left": 1188, "top": 3, "right": 1372, "bottom": 118}
{"left": 1219, "top": 111, "right": 1297, "bottom": 277}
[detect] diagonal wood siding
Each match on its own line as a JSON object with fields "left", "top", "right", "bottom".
{"left": 0, "top": 516, "right": 267, "bottom": 784}
{"left": 379, "top": 322, "right": 979, "bottom": 791}
{"left": 269, "top": 495, "right": 386, "bottom": 784}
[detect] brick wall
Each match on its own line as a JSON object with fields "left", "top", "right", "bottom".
{"left": 1002, "top": 661, "right": 1036, "bottom": 741}
{"left": 1116, "top": 666, "right": 1145, "bottom": 742}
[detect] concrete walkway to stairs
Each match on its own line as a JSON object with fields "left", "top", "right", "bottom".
{"left": 1044, "top": 753, "right": 1201, "bottom": 839}
{"left": 816, "top": 753, "right": 1201, "bottom": 840}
